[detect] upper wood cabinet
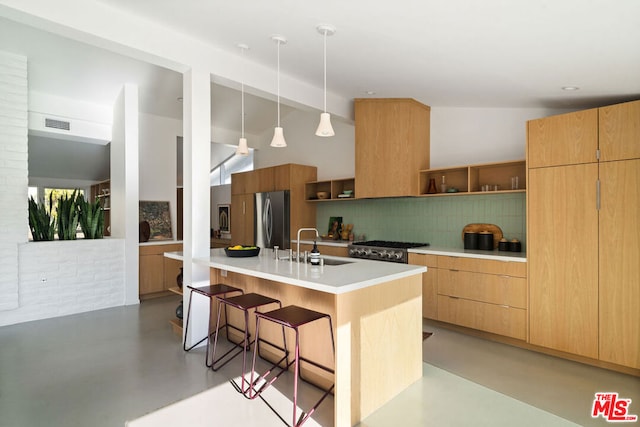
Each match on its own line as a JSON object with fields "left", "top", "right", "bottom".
{"left": 599, "top": 100, "right": 640, "bottom": 162}
{"left": 527, "top": 108, "right": 598, "bottom": 168}
{"left": 354, "top": 98, "right": 430, "bottom": 198}
{"left": 527, "top": 99, "right": 640, "bottom": 368}
{"left": 230, "top": 164, "right": 317, "bottom": 247}
{"left": 231, "top": 167, "right": 275, "bottom": 195}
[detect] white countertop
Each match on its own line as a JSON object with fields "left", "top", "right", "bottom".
{"left": 293, "top": 240, "right": 526, "bottom": 262}
{"left": 140, "top": 240, "right": 183, "bottom": 246}
{"left": 165, "top": 249, "right": 426, "bottom": 295}
{"left": 409, "top": 246, "right": 527, "bottom": 262}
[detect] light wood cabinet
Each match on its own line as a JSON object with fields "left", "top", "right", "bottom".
{"left": 528, "top": 164, "right": 599, "bottom": 358}
{"left": 230, "top": 164, "right": 317, "bottom": 248}
{"left": 419, "top": 160, "right": 526, "bottom": 196}
{"left": 599, "top": 158, "right": 640, "bottom": 368}
{"left": 305, "top": 178, "right": 355, "bottom": 201}
{"left": 433, "top": 255, "right": 528, "bottom": 340}
{"left": 139, "top": 243, "right": 183, "bottom": 298}
{"left": 230, "top": 193, "right": 254, "bottom": 246}
{"left": 527, "top": 99, "right": 640, "bottom": 369}
{"left": 527, "top": 108, "right": 598, "bottom": 168}
{"left": 354, "top": 98, "right": 430, "bottom": 198}
{"left": 408, "top": 253, "right": 438, "bottom": 319}
{"left": 599, "top": 100, "right": 640, "bottom": 162}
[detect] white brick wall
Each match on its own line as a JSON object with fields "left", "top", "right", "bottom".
{"left": 0, "top": 239, "right": 126, "bottom": 327}
{"left": 0, "top": 51, "right": 28, "bottom": 311}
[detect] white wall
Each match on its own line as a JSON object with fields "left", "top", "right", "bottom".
{"left": 0, "top": 50, "right": 27, "bottom": 312}
{"left": 252, "top": 109, "right": 355, "bottom": 180}
{"left": 139, "top": 112, "right": 182, "bottom": 238}
{"left": 0, "top": 239, "right": 125, "bottom": 327}
{"left": 430, "top": 107, "right": 574, "bottom": 168}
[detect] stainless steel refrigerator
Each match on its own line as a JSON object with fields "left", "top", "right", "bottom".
{"left": 255, "top": 190, "right": 290, "bottom": 249}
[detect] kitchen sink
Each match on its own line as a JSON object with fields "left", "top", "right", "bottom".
{"left": 303, "top": 258, "right": 353, "bottom": 266}
{"left": 321, "top": 259, "right": 353, "bottom": 266}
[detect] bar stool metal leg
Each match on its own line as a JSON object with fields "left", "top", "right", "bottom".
{"left": 181, "top": 284, "right": 243, "bottom": 367}
{"left": 209, "top": 293, "right": 287, "bottom": 395}
{"left": 245, "top": 306, "right": 335, "bottom": 427}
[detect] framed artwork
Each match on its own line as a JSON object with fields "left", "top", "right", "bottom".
{"left": 139, "top": 201, "right": 173, "bottom": 240}
{"left": 327, "top": 216, "right": 343, "bottom": 236}
{"left": 218, "top": 204, "right": 230, "bottom": 232}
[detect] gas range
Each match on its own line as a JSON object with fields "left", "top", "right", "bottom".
{"left": 348, "top": 240, "right": 429, "bottom": 263}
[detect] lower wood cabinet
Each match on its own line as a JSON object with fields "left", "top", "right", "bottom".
{"left": 139, "top": 243, "right": 183, "bottom": 298}
{"left": 432, "top": 255, "right": 527, "bottom": 340}
{"left": 408, "top": 253, "right": 438, "bottom": 319}
{"left": 437, "top": 295, "right": 526, "bottom": 340}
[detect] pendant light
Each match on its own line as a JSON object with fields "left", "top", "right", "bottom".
{"left": 315, "top": 24, "right": 336, "bottom": 137}
{"left": 236, "top": 43, "right": 250, "bottom": 155}
{"left": 270, "top": 35, "right": 287, "bottom": 147}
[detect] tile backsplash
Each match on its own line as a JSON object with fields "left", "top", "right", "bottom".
{"left": 316, "top": 193, "right": 526, "bottom": 250}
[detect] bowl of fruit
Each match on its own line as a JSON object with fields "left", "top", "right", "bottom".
{"left": 224, "top": 245, "right": 261, "bottom": 257}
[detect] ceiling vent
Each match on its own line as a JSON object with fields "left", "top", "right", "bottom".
{"left": 45, "top": 118, "right": 71, "bottom": 131}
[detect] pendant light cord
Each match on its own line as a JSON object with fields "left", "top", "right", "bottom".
{"left": 323, "top": 29, "right": 327, "bottom": 113}
{"left": 240, "top": 47, "right": 245, "bottom": 138}
{"left": 276, "top": 39, "right": 281, "bottom": 127}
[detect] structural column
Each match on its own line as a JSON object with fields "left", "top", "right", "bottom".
{"left": 182, "top": 67, "right": 212, "bottom": 347}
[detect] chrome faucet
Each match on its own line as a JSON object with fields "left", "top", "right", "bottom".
{"left": 296, "top": 228, "right": 319, "bottom": 262}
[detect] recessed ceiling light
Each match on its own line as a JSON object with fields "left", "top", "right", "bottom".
{"left": 365, "top": 91, "right": 376, "bottom": 95}
{"left": 561, "top": 86, "right": 580, "bottom": 91}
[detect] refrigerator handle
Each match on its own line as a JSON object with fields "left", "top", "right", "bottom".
{"left": 263, "top": 196, "right": 273, "bottom": 246}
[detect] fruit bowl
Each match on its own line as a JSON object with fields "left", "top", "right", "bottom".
{"left": 224, "top": 246, "right": 261, "bottom": 257}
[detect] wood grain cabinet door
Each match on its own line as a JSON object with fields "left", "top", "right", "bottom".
{"left": 599, "top": 159, "right": 640, "bottom": 368}
{"left": 528, "top": 164, "right": 599, "bottom": 358}
{"left": 599, "top": 100, "right": 640, "bottom": 162}
{"left": 527, "top": 109, "right": 598, "bottom": 168}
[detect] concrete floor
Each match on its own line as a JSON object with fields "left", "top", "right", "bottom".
{"left": 0, "top": 296, "right": 638, "bottom": 427}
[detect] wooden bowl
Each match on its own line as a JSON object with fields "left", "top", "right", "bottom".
{"left": 317, "top": 191, "right": 329, "bottom": 199}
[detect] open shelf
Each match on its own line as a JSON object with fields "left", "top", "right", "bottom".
{"left": 305, "top": 177, "right": 356, "bottom": 201}
{"left": 419, "top": 160, "right": 526, "bottom": 196}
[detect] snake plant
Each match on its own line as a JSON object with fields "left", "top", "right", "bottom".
{"left": 28, "top": 194, "right": 55, "bottom": 241}
{"left": 77, "top": 193, "right": 104, "bottom": 239}
{"left": 56, "top": 190, "right": 79, "bottom": 240}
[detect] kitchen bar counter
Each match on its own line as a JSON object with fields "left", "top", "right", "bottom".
{"left": 165, "top": 249, "right": 425, "bottom": 426}
{"left": 171, "top": 248, "right": 425, "bottom": 294}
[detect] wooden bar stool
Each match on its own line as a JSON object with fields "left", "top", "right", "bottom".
{"left": 211, "top": 293, "right": 286, "bottom": 393}
{"left": 246, "top": 305, "right": 335, "bottom": 427}
{"left": 182, "top": 284, "right": 243, "bottom": 367}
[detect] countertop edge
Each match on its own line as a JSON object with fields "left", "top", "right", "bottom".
{"left": 165, "top": 250, "right": 425, "bottom": 295}
{"left": 409, "top": 246, "right": 526, "bottom": 262}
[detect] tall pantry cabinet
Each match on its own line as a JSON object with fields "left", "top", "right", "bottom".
{"left": 527, "top": 100, "right": 640, "bottom": 369}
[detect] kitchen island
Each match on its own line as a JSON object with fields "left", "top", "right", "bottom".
{"left": 165, "top": 249, "right": 426, "bottom": 426}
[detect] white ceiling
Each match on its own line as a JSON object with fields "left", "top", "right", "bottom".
{"left": 93, "top": 0, "right": 639, "bottom": 110}
{"left": 2, "top": 1, "right": 640, "bottom": 183}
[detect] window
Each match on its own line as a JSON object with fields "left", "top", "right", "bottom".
{"left": 210, "top": 150, "right": 254, "bottom": 186}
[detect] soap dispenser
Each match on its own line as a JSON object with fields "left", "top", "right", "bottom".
{"left": 310, "top": 240, "right": 321, "bottom": 265}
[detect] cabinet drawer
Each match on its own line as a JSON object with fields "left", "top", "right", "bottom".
{"left": 408, "top": 253, "right": 438, "bottom": 267}
{"left": 139, "top": 243, "right": 183, "bottom": 256}
{"left": 437, "top": 269, "right": 526, "bottom": 308}
{"left": 437, "top": 256, "right": 526, "bottom": 277}
{"left": 437, "top": 295, "right": 526, "bottom": 340}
